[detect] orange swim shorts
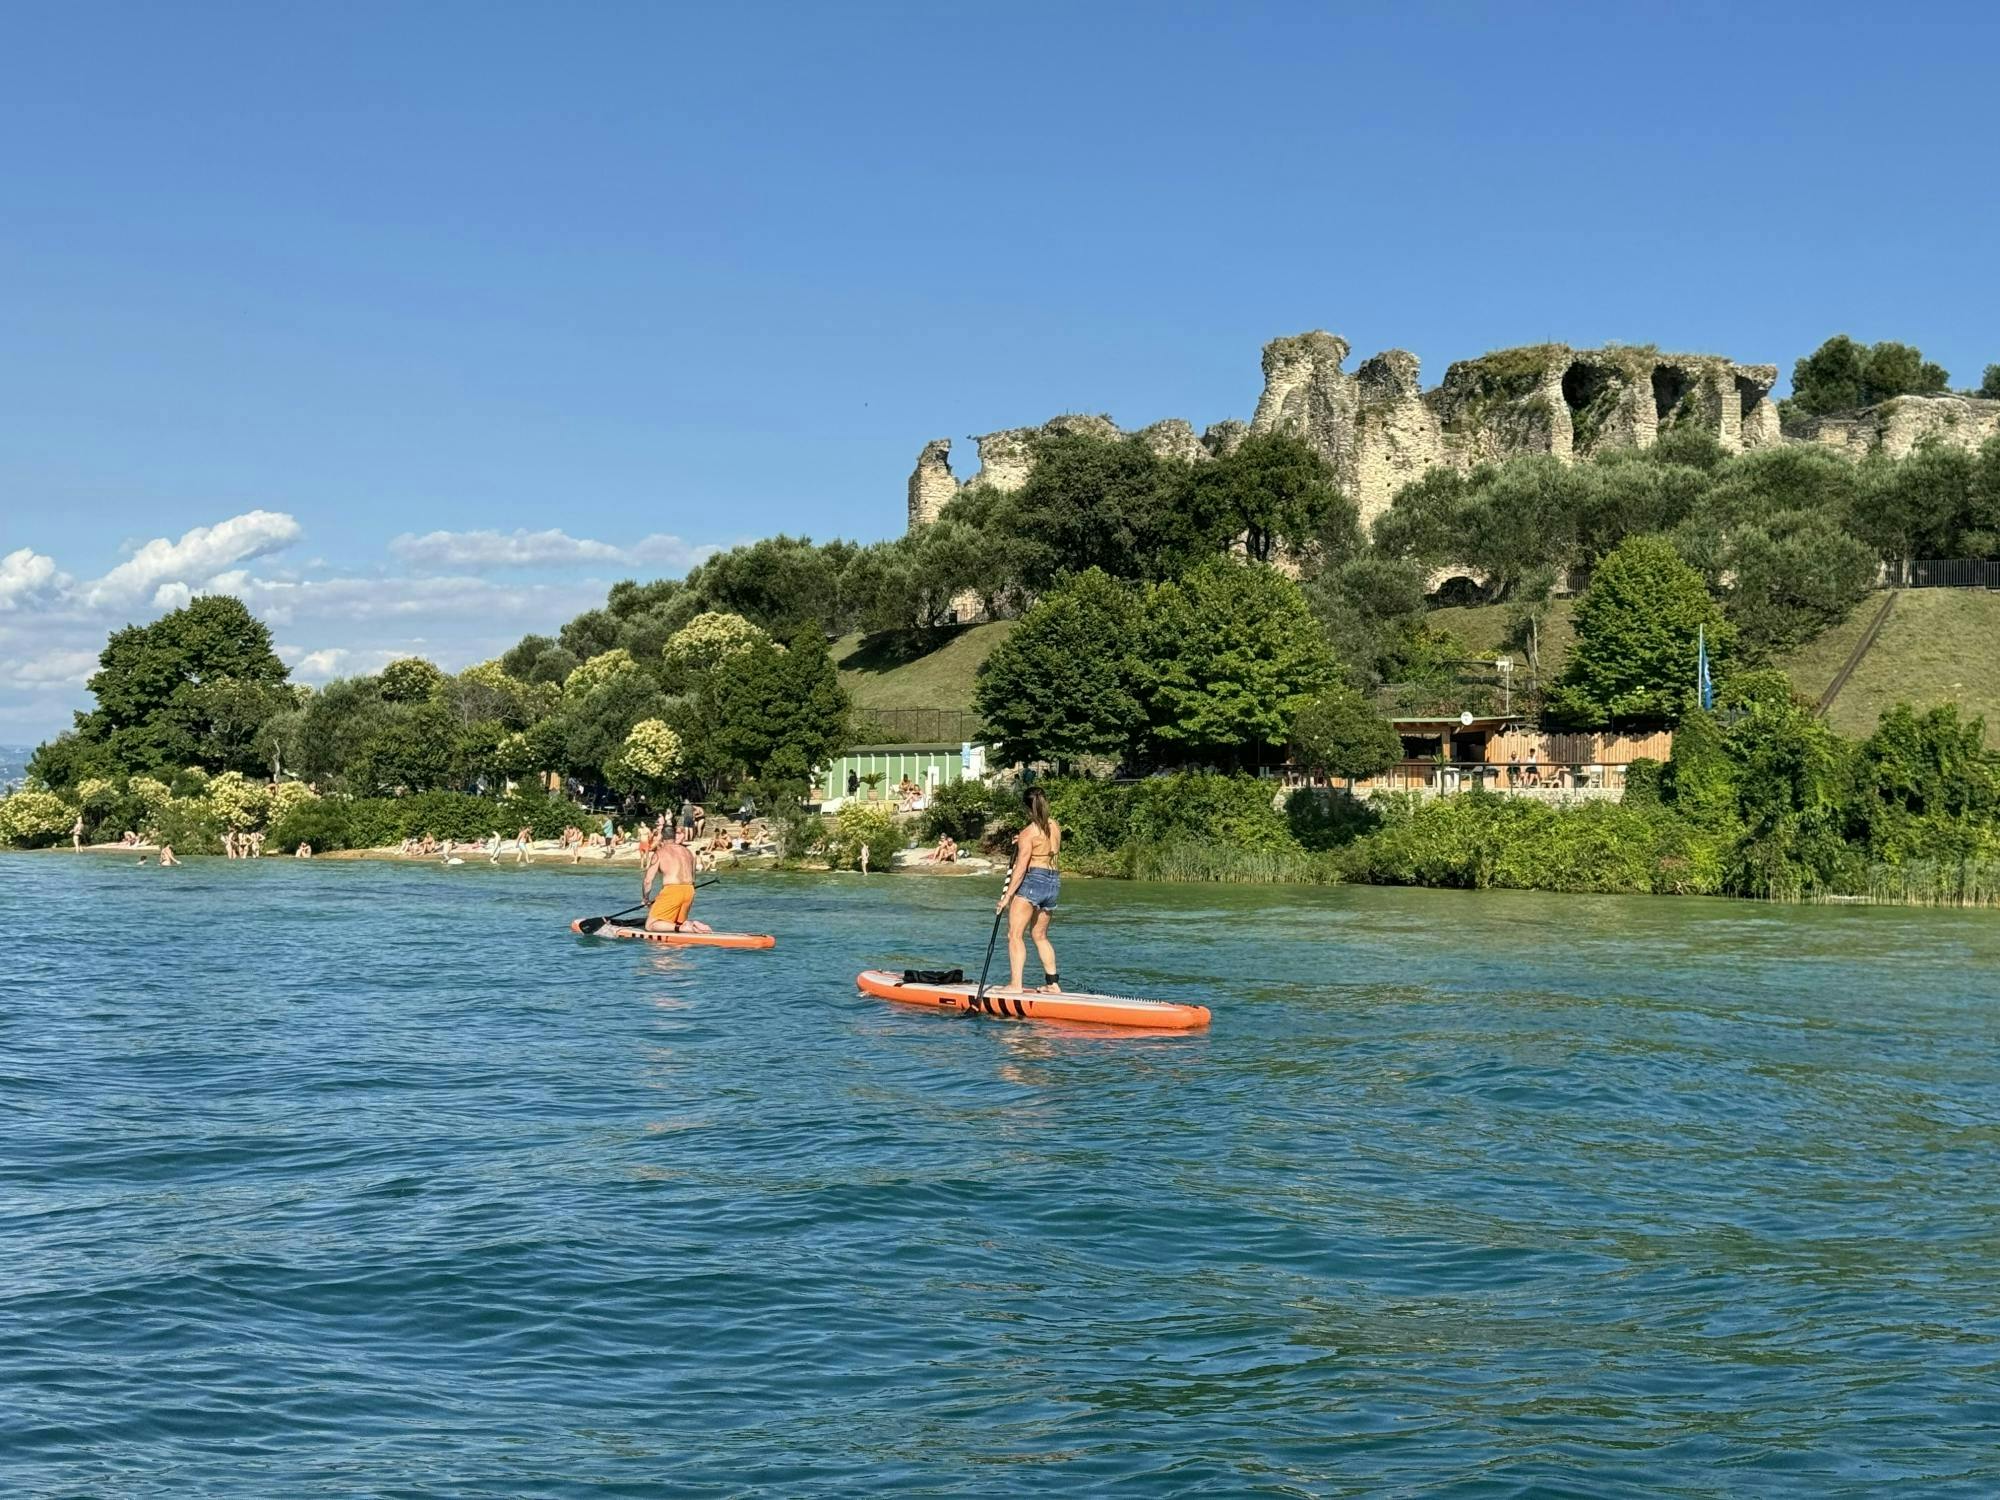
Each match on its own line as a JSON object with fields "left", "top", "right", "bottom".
{"left": 649, "top": 883, "right": 695, "bottom": 927}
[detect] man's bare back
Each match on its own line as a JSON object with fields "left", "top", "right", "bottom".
{"left": 642, "top": 829, "right": 711, "bottom": 932}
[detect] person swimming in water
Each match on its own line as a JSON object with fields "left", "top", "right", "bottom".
{"left": 641, "top": 825, "right": 711, "bottom": 934}
{"left": 996, "top": 785, "right": 1061, "bottom": 992}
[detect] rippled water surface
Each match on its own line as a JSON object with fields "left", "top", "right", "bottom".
{"left": 4, "top": 854, "right": 1998, "bottom": 1496}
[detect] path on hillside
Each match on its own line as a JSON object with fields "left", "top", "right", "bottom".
{"left": 1817, "top": 591, "right": 1899, "bottom": 719}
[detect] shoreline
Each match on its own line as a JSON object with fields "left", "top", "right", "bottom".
{"left": 50, "top": 841, "right": 1001, "bottom": 878}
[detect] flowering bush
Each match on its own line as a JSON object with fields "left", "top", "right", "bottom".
{"left": 0, "top": 789, "right": 76, "bottom": 847}
{"left": 206, "top": 771, "right": 272, "bottom": 829}
{"left": 661, "top": 612, "right": 767, "bottom": 678}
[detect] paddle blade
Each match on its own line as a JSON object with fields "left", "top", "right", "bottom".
{"left": 577, "top": 916, "right": 608, "bottom": 935}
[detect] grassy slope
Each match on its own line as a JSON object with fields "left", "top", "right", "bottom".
{"left": 1780, "top": 590, "right": 2000, "bottom": 737}
{"left": 1427, "top": 598, "right": 1577, "bottom": 684}
{"left": 833, "top": 621, "right": 1014, "bottom": 712}
{"left": 1431, "top": 591, "right": 2000, "bottom": 736}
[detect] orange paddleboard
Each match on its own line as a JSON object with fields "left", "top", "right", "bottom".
{"left": 856, "top": 969, "right": 1209, "bottom": 1030}
{"left": 572, "top": 918, "right": 775, "bottom": 949}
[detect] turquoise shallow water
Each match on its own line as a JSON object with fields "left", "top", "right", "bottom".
{"left": 3, "top": 854, "right": 1998, "bottom": 1497}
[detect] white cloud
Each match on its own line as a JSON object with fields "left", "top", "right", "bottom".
{"left": 0, "top": 507, "right": 727, "bottom": 740}
{"left": 389, "top": 527, "right": 715, "bottom": 572}
{"left": 81, "top": 510, "right": 303, "bottom": 609}
{"left": 0, "top": 549, "right": 67, "bottom": 611}
{"left": 279, "top": 645, "right": 411, "bottom": 683}
{"left": 0, "top": 647, "right": 99, "bottom": 690}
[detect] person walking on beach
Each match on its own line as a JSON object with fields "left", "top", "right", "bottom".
{"left": 515, "top": 826, "right": 533, "bottom": 865}
{"left": 641, "top": 825, "right": 711, "bottom": 934}
{"left": 71, "top": 814, "right": 84, "bottom": 850}
{"left": 997, "top": 786, "right": 1062, "bottom": 993}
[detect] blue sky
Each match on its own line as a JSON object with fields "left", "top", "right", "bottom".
{"left": 3, "top": 1, "right": 1995, "bottom": 738}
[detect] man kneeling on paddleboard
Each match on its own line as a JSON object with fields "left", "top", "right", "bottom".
{"left": 642, "top": 825, "right": 712, "bottom": 934}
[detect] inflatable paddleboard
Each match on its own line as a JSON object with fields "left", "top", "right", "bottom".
{"left": 855, "top": 969, "right": 1209, "bottom": 1030}
{"left": 572, "top": 918, "right": 775, "bottom": 949}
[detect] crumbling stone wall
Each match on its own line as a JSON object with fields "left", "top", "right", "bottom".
{"left": 1249, "top": 332, "right": 1363, "bottom": 495}
{"left": 1789, "top": 395, "right": 2000, "bottom": 461}
{"left": 1352, "top": 350, "right": 1449, "bottom": 530}
{"left": 907, "top": 439, "right": 959, "bottom": 532}
{"left": 901, "top": 332, "right": 1813, "bottom": 554}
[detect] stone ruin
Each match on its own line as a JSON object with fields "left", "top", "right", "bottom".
{"left": 909, "top": 331, "right": 1797, "bottom": 535}
{"left": 1786, "top": 394, "right": 2000, "bottom": 462}
{"left": 908, "top": 330, "right": 2000, "bottom": 528}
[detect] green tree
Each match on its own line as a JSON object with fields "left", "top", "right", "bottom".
{"left": 683, "top": 535, "right": 854, "bottom": 635}
{"left": 605, "top": 718, "right": 686, "bottom": 806}
{"left": 1289, "top": 686, "right": 1402, "bottom": 779}
{"left": 697, "top": 628, "right": 849, "bottom": 783}
{"left": 660, "top": 612, "right": 769, "bottom": 681}
{"left": 555, "top": 651, "right": 672, "bottom": 787}
{"left": 1852, "top": 442, "right": 1978, "bottom": 566}
{"left": 1788, "top": 334, "right": 1950, "bottom": 416}
{"left": 1660, "top": 707, "right": 1739, "bottom": 830}
{"left": 1551, "top": 535, "right": 1731, "bottom": 727}
{"left": 1138, "top": 558, "right": 1338, "bottom": 762}
{"left": 377, "top": 657, "right": 445, "bottom": 702}
{"left": 1373, "top": 456, "right": 1600, "bottom": 601}
{"left": 1306, "top": 554, "right": 1429, "bottom": 693}
{"left": 351, "top": 700, "right": 461, "bottom": 794}
{"left": 1716, "top": 674, "right": 1857, "bottom": 898}
{"left": 1172, "top": 433, "right": 1356, "bottom": 569}
{"left": 1003, "top": 432, "right": 1186, "bottom": 586}
{"left": 45, "top": 595, "right": 291, "bottom": 782}
{"left": 974, "top": 568, "right": 1144, "bottom": 767}
{"left": 499, "top": 634, "right": 580, "bottom": 687}
{"left": 1981, "top": 365, "right": 2000, "bottom": 400}
{"left": 1722, "top": 509, "right": 1878, "bottom": 656}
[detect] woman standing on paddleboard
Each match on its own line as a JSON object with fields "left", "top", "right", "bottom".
{"left": 997, "top": 786, "right": 1062, "bottom": 992}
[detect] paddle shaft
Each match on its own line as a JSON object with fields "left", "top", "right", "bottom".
{"left": 970, "top": 906, "right": 1006, "bottom": 1013}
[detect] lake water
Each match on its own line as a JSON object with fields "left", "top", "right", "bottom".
{"left": 4, "top": 854, "right": 1997, "bottom": 1497}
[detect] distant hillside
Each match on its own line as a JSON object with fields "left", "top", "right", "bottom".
{"left": 826, "top": 592, "right": 2000, "bottom": 746}
{"left": 1780, "top": 589, "right": 2000, "bottom": 736}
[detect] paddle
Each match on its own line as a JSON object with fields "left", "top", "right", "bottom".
{"left": 969, "top": 905, "right": 1007, "bottom": 1016}
{"left": 576, "top": 901, "right": 648, "bottom": 936}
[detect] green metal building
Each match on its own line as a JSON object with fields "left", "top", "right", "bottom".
{"left": 815, "top": 743, "right": 989, "bottom": 806}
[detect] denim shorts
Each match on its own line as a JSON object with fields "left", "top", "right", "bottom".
{"left": 1017, "top": 867, "right": 1060, "bottom": 911}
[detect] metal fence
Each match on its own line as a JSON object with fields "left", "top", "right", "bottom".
{"left": 849, "top": 707, "right": 985, "bottom": 745}
{"left": 1893, "top": 559, "right": 2000, "bottom": 589}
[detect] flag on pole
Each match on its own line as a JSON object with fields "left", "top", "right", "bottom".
{"left": 1697, "top": 624, "right": 1714, "bottom": 711}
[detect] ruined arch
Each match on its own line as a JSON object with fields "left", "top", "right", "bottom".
{"left": 1652, "top": 364, "right": 1693, "bottom": 426}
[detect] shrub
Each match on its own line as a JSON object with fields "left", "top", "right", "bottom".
{"left": 0, "top": 789, "right": 76, "bottom": 847}
{"left": 268, "top": 781, "right": 318, "bottom": 823}
{"left": 827, "top": 802, "right": 902, "bottom": 869}
{"left": 205, "top": 770, "right": 271, "bottom": 829}
{"left": 1044, "top": 778, "right": 1133, "bottom": 856}
{"left": 1290, "top": 686, "right": 1403, "bottom": 779}
{"left": 918, "top": 779, "right": 1007, "bottom": 845}
{"left": 1284, "top": 788, "right": 1379, "bottom": 851}
{"left": 1126, "top": 773, "right": 1293, "bottom": 853}
{"left": 1622, "top": 757, "right": 1664, "bottom": 810}
{"left": 266, "top": 791, "right": 592, "bottom": 852}
{"left": 150, "top": 795, "right": 225, "bottom": 854}
{"left": 1339, "top": 790, "right": 1683, "bottom": 895}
